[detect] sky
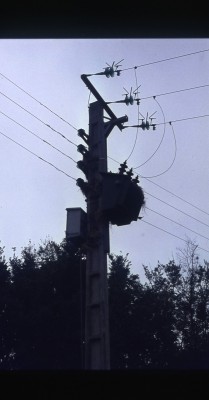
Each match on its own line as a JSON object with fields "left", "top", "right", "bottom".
{"left": 0, "top": 38, "right": 209, "bottom": 281}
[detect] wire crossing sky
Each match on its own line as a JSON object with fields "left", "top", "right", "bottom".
{"left": 0, "top": 70, "right": 78, "bottom": 130}
{"left": 0, "top": 110, "right": 77, "bottom": 163}
{"left": 0, "top": 90, "right": 78, "bottom": 146}
{"left": 140, "top": 83, "right": 209, "bottom": 99}
{"left": 0, "top": 38, "right": 209, "bottom": 281}
{"left": 121, "top": 48, "right": 209, "bottom": 71}
{"left": 0, "top": 130, "right": 77, "bottom": 181}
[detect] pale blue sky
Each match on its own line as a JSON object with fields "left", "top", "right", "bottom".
{"left": 0, "top": 38, "right": 209, "bottom": 280}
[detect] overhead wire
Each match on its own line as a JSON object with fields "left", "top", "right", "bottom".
{"left": 155, "top": 114, "right": 209, "bottom": 126}
{"left": 2, "top": 57, "right": 205, "bottom": 211}
{"left": 125, "top": 68, "right": 140, "bottom": 161}
{"left": 0, "top": 90, "right": 77, "bottom": 147}
{"left": 140, "top": 83, "right": 209, "bottom": 100}
{"left": 108, "top": 155, "right": 120, "bottom": 165}
{"left": 109, "top": 153, "right": 209, "bottom": 232}
{"left": 134, "top": 122, "right": 177, "bottom": 178}
{"left": 121, "top": 48, "right": 209, "bottom": 72}
{"left": 107, "top": 152, "right": 209, "bottom": 218}
{"left": 0, "top": 71, "right": 78, "bottom": 131}
{"left": 146, "top": 207, "right": 209, "bottom": 242}
{"left": 132, "top": 96, "right": 167, "bottom": 170}
{"left": 0, "top": 110, "right": 77, "bottom": 163}
{"left": 145, "top": 191, "right": 209, "bottom": 229}
{"left": 1, "top": 49, "right": 207, "bottom": 145}
{"left": 1, "top": 100, "right": 208, "bottom": 249}
{"left": 144, "top": 178, "right": 209, "bottom": 217}
{"left": 111, "top": 142, "right": 209, "bottom": 247}
{"left": 0, "top": 130, "right": 77, "bottom": 181}
{"left": 141, "top": 219, "right": 209, "bottom": 255}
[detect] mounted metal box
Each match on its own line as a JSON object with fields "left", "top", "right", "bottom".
{"left": 101, "top": 172, "right": 145, "bottom": 226}
{"left": 66, "top": 207, "right": 87, "bottom": 243}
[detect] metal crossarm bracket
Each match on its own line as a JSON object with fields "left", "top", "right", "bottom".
{"left": 104, "top": 115, "right": 128, "bottom": 137}
{"left": 81, "top": 74, "right": 128, "bottom": 132}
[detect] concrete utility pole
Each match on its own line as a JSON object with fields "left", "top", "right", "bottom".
{"left": 80, "top": 75, "right": 128, "bottom": 370}
{"left": 85, "top": 101, "right": 110, "bottom": 370}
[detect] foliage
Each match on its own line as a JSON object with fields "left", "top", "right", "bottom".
{"left": 108, "top": 253, "right": 142, "bottom": 368}
{"left": 0, "top": 238, "right": 209, "bottom": 369}
{"left": 0, "top": 239, "right": 85, "bottom": 369}
{"left": 108, "top": 240, "right": 209, "bottom": 369}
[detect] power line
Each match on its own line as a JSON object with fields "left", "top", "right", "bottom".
{"left": 121, "top": 48, "right": 209, "bottom": 71}
{"left": 0, "top": 71, "right": 78, "bottom": 131}
{"left": 140, "top": 83, "right": 209, "bottom": 100}
{"left": 144, "top": 178, "right": 209, "bottom": 217}
{"left": 0, "top": 110, "right": 77, "bottom": 163}
{"left": 141, "top": 219, "right": 209, "bottom": 255}
{"left": 108, "top": 155, "right": 120, "bottom": 165}
{"left": 132, "top": 96, "right": 167, "bottom": 169}
{"left": 146, "top": 207, "right": 209, "bottom": 242}
{"left": 126, "top": 68, "right": 140, "bottom": 161}
{"left": 145, "top": 191, "right": 209, "bottom": 229}
{"left": 155, "top": 114, "right": 209, "bottom": 126}
{"left": 107, "top": 143, "right": 209, "bottom": 222}
{"left": 0, "top": 90, "right": 77, "bottom": 147}
{"left": 108, "top": 154, "right": 209, "bottom": 221}
{"left": 0, "top": 130, "right": 77, "bottom": 181}
{"left": 134, "top": 123, "right": 177, "bottom": 178}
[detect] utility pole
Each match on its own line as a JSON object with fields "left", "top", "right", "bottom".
{"left": 85, "top": 100, "right": 110, "bottom": 370}
{"left": 78, "top": 75, "right": 128, "bottom": 369}
{"left": 69, "top": 63, "right": 148, "bottom": 370}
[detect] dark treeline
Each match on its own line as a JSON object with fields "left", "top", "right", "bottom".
{"left": 0, "top": 238, "right": 209, "bottom": 369}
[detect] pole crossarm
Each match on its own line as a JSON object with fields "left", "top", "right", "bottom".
{"left": 81, "top": 74, "right": 128, "bottom": 131}
{"left": 104, "top": 115, "right": 128, "bottom": 137}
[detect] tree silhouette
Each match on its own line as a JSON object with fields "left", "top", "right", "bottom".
{"left": 1, "top": 237, "right": 209, "bottom": 369}
{"left": 4, "top": 239, "right": 85, "bottom": 369}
